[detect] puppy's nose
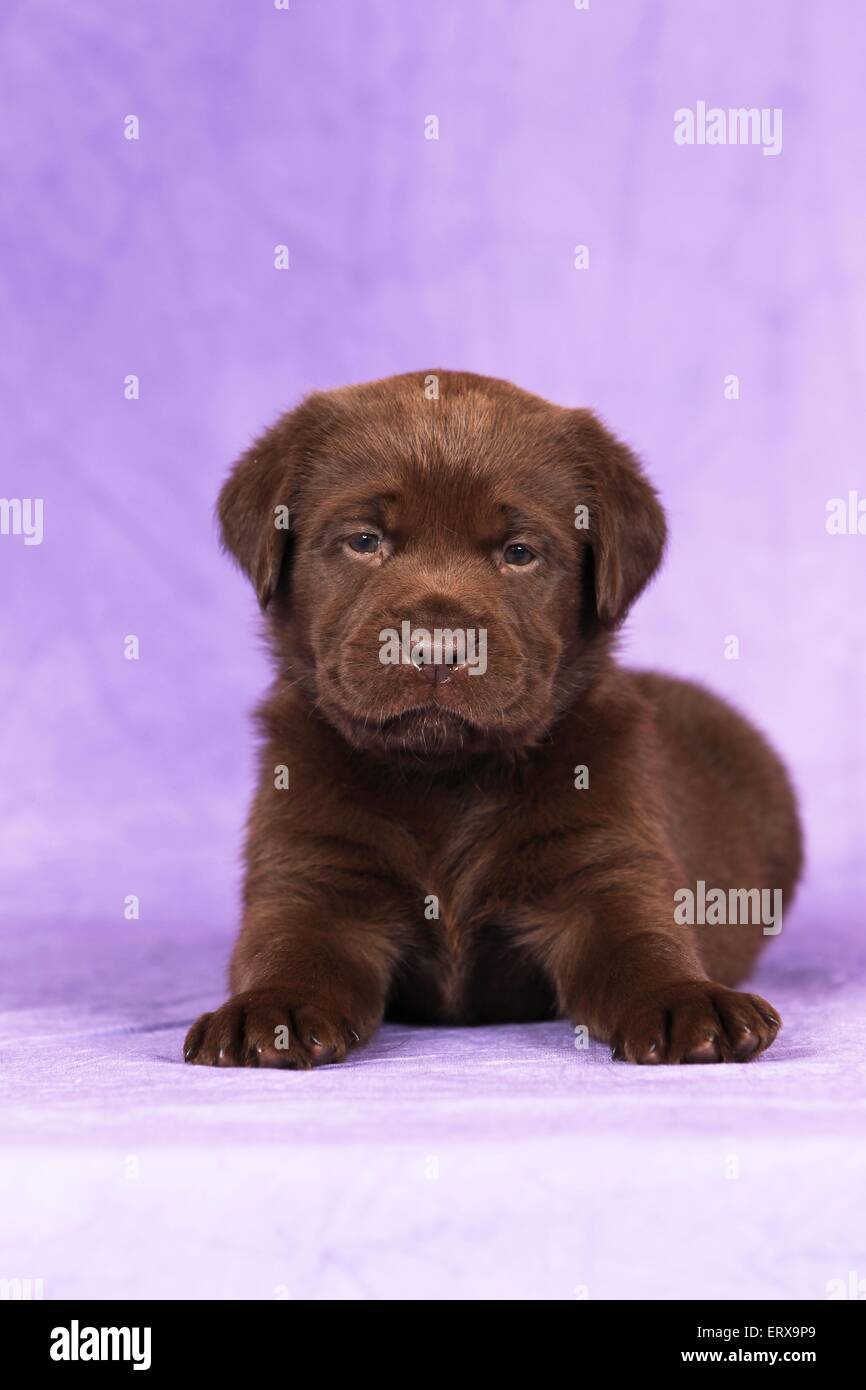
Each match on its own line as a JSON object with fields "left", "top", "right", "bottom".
{"left": 409, "top": 628, "right": 469, "bottom": 685}
{"left": 414, "top": 653, "right": 469, "bottom": 686}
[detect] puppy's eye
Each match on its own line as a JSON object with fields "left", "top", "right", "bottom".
{"left": 346, "top": 532, "right": 381, "bottom": 555}
{"left": 502, "top": 543, "right": 537, "bottom": 567}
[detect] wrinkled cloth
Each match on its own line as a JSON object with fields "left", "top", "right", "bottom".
{"left": 1, "top": 920, "right": 864, "bottom": 1300}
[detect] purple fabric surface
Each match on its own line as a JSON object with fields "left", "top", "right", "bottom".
{"left": 3, "top": 922, "right": 866, "bottom": 1300}
{"left": 1, "top": 1, "right": 865, "bottom": 1299}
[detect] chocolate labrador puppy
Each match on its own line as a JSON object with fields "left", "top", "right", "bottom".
{"left": 185, "top": 370, "right": 802, "bottom": 1068}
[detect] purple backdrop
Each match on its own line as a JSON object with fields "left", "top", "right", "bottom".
{"left": 1, "top": 0, "right": 864, "bottom": 1301}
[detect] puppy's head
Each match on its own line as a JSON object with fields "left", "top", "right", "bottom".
{"left": 219, "top": 371, "right": 665, "bottom": 757}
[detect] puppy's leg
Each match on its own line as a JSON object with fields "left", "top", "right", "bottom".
{"left": 565, "top": 925, "right": 782, "bottom": 1064}
{"left": 525, "top": 859, "right": 782, "bottom": 1064}
{"left": 548, "top": 906, "right": 783, "bottom": 1064}
{"left": 185, "top": 908, "right": 400, "bottom": 1068}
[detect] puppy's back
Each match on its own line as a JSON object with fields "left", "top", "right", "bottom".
{"left": 632, "top": 671, "right": 803, "bottom": 985}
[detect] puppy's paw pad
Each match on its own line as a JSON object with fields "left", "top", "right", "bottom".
{"left": 183, "top": 992, "right": 365, "bottom": 1069}
{"left": 683, "top": 1035, "right": 721, "bottom": 1064}
{"left": 611, "top": 983, "right": 782, "bottom": 1066}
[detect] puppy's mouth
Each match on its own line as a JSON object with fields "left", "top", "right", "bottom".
{"left": 342, "top": 699, "right": 493, "bottom": 756}
{"left": 379, "top": 702, "right": 470, "bottom": 727}
{"left": 378, "top": 700, "right": 476, "bottom": 738}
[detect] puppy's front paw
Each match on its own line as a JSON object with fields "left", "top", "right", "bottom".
{"left": 610, "top": 982, "right": 782, "bottom": 1065}
{"left": 183, "top": 989, "right": 366, "bottom": 1069}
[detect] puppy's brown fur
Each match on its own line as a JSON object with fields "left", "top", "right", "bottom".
{"left": 185, "top": 371, "right": 802, "bottom": 1068}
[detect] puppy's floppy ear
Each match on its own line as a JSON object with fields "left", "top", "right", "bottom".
{"left": 567, "top": 409, "right": 667, "bottom": 629}
{"left": 218, "top": 394, "right": 329, "bottom": 609}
